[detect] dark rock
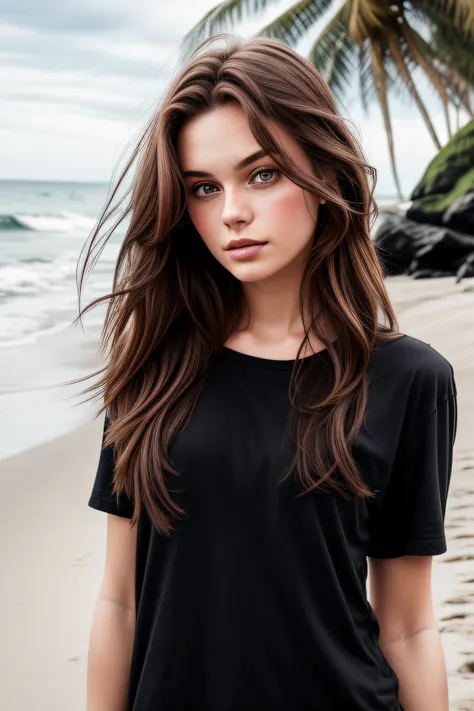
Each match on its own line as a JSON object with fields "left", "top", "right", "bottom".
{"left": 455, "top": 251, "right": 474, "bottom": 281}
{"left": 373, "top": 214, "right": 474, "bottom": 281}
{"left": 442, "top": 191, "right": 474, "bottom": 234}
{"left": 375, "top": 120, "right": 474, "bottom": 280}
{"left": 406, "top": 197, "right": 447, "bottom": 226}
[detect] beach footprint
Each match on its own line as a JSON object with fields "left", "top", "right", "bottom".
{"left": 72, "top": 551, "right": 94, "bottom": 567}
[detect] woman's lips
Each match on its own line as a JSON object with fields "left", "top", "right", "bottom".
{"left": 227, "top": 242, "right": 268, "bottom": 260}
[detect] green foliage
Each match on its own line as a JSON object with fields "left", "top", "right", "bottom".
{"left": 413, "top": 168, "right": 474, "bottom": 216}
{"left": 411, "top": 119, "right": 474, "bottom": 200}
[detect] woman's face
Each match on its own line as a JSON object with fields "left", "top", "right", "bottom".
{"left": 177, "top": 102, "right": 323, "bottom": 284}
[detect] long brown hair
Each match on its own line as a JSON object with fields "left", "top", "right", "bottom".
{"left": 71, "top": 34, "right": 402, "bottom": 536}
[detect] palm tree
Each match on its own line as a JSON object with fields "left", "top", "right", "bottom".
{"left": 179, "top": 1, "right": 474, "bottom": 198}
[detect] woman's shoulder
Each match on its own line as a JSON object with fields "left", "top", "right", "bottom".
{"left": 372, "top": 332, "right": 453, "bottom": 371}
{"left": 370, "top": 332, "right": 456, "bottom": 409}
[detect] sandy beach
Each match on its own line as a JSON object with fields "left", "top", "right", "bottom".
{"left": 1, "top": 273, "right": 473, "bottom": 711}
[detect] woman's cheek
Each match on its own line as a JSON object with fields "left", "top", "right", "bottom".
{"left": 188, "top": 209, "right": 214, "bottom": 244}
{"left": 266, "top": 189, "right": 307, "bottom": 224}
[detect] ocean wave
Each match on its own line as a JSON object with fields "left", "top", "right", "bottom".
{"left": 20, "top": 257, "right": 52, "bottom": 264}
{"left": 0, "top": 211, "right": 97, "bottom": 232}
{"left": 0, "top": 258, "right": 79, "bottom": 297}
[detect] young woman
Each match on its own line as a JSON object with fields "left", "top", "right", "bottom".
{"left": 82, "top": 34, "right": 457, "bottom": 711}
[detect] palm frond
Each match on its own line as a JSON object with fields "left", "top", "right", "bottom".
{"left": 392, "top": 31, "right": 452, "bottom": 139}
{"left": 347, "top": 0, "right": 394, "bottom": 44}
{"left": 431, "top": 21, "right": 474, "bottom": 86}
{"left": 409, "top": 0, "right": 474, "bottom": 86}
{"left": 358, "top": 40, "right": 375, "bottom": 114}
{"left": 438, "top": 65, "right": 473, "bottom": 113}
{"left": 324, "top": 34, "right": 359, "bottom": 105}
{"left": 252, "top": 0, "right": 336, "bottom": 45}
{"left": 371, "top": 38, "right": 403, "bottom": 198}
{"left": 404, "top": 16, "right": 473, "bottom": 108}
{"left": 307, "top": 5, "right": 351, "bottom": 76}
{"left": 403, "top": 23, "right": 451, "bottom": 102}
{"left": 411, "top": 0, "right": 474, "bottom": 38}
{"left": 178, "top": 0, "right": 336, "bottom": 62}
{"left": 387, "top": 31, "right": 442, "bottom": 148}
{"left": 357, "top": 39, "right": 397, "bottom": 115}
{"left": 443, "top": 0, "right": 474, "bottom": 35}
{"left": 401, "top": 22, "right": 472, "bottom": 130}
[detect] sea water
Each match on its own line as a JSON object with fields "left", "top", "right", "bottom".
{"left": 0, "top": 179, "right": 125, "bottom": 459}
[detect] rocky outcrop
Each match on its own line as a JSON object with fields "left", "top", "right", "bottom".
{"left": 374, "top": 119, "right": 474, "bottom": 281}
{"left": 374, "top": 215, "right": 474, "bottom": 280}
{"left": 407, "top": 119, "right": 474, "bottom": 231}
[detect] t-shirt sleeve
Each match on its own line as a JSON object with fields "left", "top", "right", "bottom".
{"left": 366, "top": 390, "right": 457, "bottom": 558}
{"left": 88, "top": 414, "right": 134, "bottom": 519}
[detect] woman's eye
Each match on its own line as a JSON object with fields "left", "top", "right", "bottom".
{"left": 252, "top": 169, "right": 278, "bottom": 184}
{"left": 191, "top": 168, "right": 279, "bottom": 199}
{"left": 192, "top": 183, "right": 217, "bottom": 198}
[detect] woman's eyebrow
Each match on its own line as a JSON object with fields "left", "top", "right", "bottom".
{"left": 182, "top": 148, "right": 273, "bottom": 178}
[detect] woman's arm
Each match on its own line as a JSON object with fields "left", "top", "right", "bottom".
{"left": 369, "top": 555, "right": 449, "bottom": 711}
{"left": 87, "top": 513, "right": 137, "bottom": 711}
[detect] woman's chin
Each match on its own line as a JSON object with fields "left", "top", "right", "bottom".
{"left": 229, "top": 264, "right": 281, "bottom": 283}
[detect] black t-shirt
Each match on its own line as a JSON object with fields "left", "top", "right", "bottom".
{"left": 88, "top": 333, "right": 457, "bottom": 711}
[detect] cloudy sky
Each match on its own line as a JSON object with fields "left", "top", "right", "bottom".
{"left": 0, "top": 0, "right": 469, "bottom": 196}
